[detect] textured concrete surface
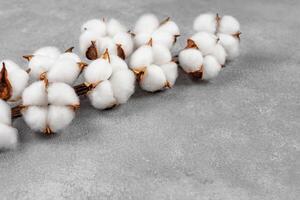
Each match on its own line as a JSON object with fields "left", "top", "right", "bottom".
{"left": 0, "top": 0, "right": 299, "bottom": 199}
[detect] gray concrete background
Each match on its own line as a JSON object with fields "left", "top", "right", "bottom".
{"left": 0, "top": 0, "right": 299, "bottom": 199}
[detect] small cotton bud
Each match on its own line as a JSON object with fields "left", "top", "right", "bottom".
{"left": 160, "top": 62, "right": 178, "bottom": 87}
{"left": 151, "top": 44, "right": 172, "bottom": 65}
{"left": 129, "top": 45, "right": 153, "bottom": 71}
{"left": 193, "top": 13, "right": 216, "bottom": 33}
{"left": 134, "top": 13, "right": 160, "bottom": 34}
{"left": 140, "top": 65, "right": 167, "bottom": 92}
{"left": 81, "top": 19, "right": 107, "bottom": 36}
{"left": 107, "top": 18, "right": 127, "bottom": 37}
{"left": 84, "top": 58, "right": 112, "bottom": 84}
{"left": 88, "top": 80, "right": 116, "bottom": 110}
{"left": 202, "top": 55, "right": 221, "bottom": 80}
{"left": 178, "top": 48, "right": 203, "bottom": 73}
{"left": 219, "top": 15, "right": 240, "bottom": 35}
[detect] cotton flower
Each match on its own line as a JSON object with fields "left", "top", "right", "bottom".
{"left": 0, "top": 99, "right": 18, "bottom": 149}
{"left": 129, "top": 40, "right": 178, "bottom": 92}
{"left": 24, "top": 46, "right": 86, "bottom": 85}
{"left": 193, "top": 13, "right": 241, "bottom": 59}
{"left": 83, "top": 50, "right": 135, "bottom": 110}
{"left": 21, "top": 79, "right": 80, "bottom": 134}
{"left": 0, "top": 60, "right": 29, "bottom": 102}
{"left": 133, "top": 14, "right": 180, "bottom": 49}
{"left": 80, "top": 18, "right": 134, "bottom": 60}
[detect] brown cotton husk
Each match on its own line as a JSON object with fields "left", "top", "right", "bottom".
{"left": 23, "top": 55, "right": 34, "bottom": 62}
{"left": 160, "top": 16, "right": 170, "bottom": 26}
{"left": 186, "top": 39, "right": 198, "bottom": 49}
{"left": 117, "top": 44, "right": 126, "bottom": 59}
{"left": 232, "top": 31, "right": 242, "bottom": 41}
{"left": 0, "top": 63, "right": 12, "bottom": 101}
{"left": 77, "top": 62, "right": 88, "bottom": 71}
{"left": 65, "top": 47, "right": 74, "bottom": 53}
{"left": 86, "top": 41, "right": 99, "bottom": 60}
{"left": 101, "top": 49, "right": 111, "bottom": 62}
{"left": 189, "top": 66, "right": 204, "bottom": 79}
{"left": 164, "top": 81, "right": 172, "bottom": 89}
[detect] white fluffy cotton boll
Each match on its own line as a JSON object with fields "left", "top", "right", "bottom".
{"left": 160, "top": 62, "right": 178, "bottom": 87}
{"left": 27, "top": 55, "right": 56, "bottom": 80}
{"left": 1, "top": 60, "right": 29, "bottom": 101}
{"left": 47, "top": 83, "right": 79, "bottom": 106}
{"left": 107, "top": 18, "right": 127, "bottom": 37}
{"left": 178, "top": 48, "right": 203, "bottom": 73}
{"left": 151, "top": 30, "right": 174, "bottom": 49}
{"left": 140, "top": 65, "right": 167, "bottom": 92}
{"left": 193, "top": 13, "right": 216, "bottom": 33}
{"left": 47, "top": 106, "right": 75, "bottom": 133}
{"left": 0, "top": 99, "right": 11, "bottom": 125}
{"left": 84, "top": 59, "right": 112, "bottom": 84}
{"left": 22, "top": 81, "right": 47, "bottom": 106}
{"left": 151, "top": 44, "right": 172, "bottom": 65}
{"left": 134, "top": 13, "right": 160, "bottom": 34}
{"left": 79, "top": 31, "right": 100, "bottom": 55}
{"left": 88, "top": 80, "right": 116, "bottom": 110}
{"left": 81, "top": 19, "right": 107, "bottom": 36}
{"left": 110, "top": 70, "right": 135, "bottom": 104}
{"left": 218, "top": 33, "right": 240, "bottom": 60}
{"left": 58, "top": 52, "right": 81, "bottom": 63}
{"left": 129, "top": 45, "right": 153, "bottom": 71}
{"left": 219, "top": 15, "right": 240, "bottom": 35}
{"left": 47, "top": 58, "right": 80, "bottom": 85}
{"left": 157, "top": 20, "right": 180, "bottom": 36}
{"left": 0, "top": 124, "right": 18, "bottom": 150}
{"left": 134, "top": 32, "right": 152, "bottom": 48}
{"left": 113, "top": 32, "right": 134, "bottom": 57}
{"left": 22, "top": 106, "right": 48, "bottom": 132}
{"left": 34, "top": 46, "right": 61, "bottom": 59}
{"left": 110, "top": 55, "right": 129, "bottom": 73}
{"left": 211, "top": 44, "right": 227, "bottom": 66}
{"left": 191, "top": 32, "right": 218, "bottom": 55}
{"left": 202, "top": 55, "right": 222, "bottom": 80}
{"left": 97, "top": 37, "right": 118, "bottom": 56}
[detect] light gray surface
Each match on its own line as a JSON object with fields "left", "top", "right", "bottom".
{"left": 0, "top": 0, "right": 299, "bottom": 199}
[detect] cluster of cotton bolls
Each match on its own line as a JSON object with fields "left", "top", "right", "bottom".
{"left": 84, "top": 50, "right": 135, "bottom": 109}
{"left": 80, "top": 18, "right": 134, "bottom": 60}
{"left": 0, "top": 99, "right": 18, "bottom": 149}
{"left": 24, "top": 46, "right": 87, "bottom": 85}
{"left": 179, "top": 13, "right": 241, "bottom": 80}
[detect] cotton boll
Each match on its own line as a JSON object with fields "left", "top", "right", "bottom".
{"left": 81, "top": 19, "right": 107, "bottom": 36}
{"left": 134, "top": 13, "right": 160, "bottom": 34}
{"left": 28, "top": 55, "right": 56, "bottom": 80}
{"left": 0, "top": 124, "right": 18, "bottom": 150}
{"left": 134, "top": 32, "right": 151, "bottom": 48}
{"left": 219, "top": 15, "right": 240, "bottom": 35}
{"left": 110, "top": 70, "right": 135, "bottom": 104}
{"left": 157, "top": 20, "right": 180, "bottom": 36}
{"left": 47, "top": 83, "right": 79, "bottom": 106}
{"left": 47, "top": 58, "right": 80, "bottom": 85}
{"left": 211, "top": 44, "right": 227, "bottom": 66}
{"left": 84, "top": 59, "right": 112, "bottom": 84}
{"left": 110, "top": 55, "right": 128, "bottom": 73}
{"left": 129, "top": 45, "right": 153, "bottom": 71}
{"left": 140, "top": 65, "right": 167, "bottom": 92}
{"left": 22, "top": 81, "right": 47, "bottom": 106}
{"left": 58, "top": 52, "right": 81, "bottom": 63}
{"left": 97, "top": 37, "right": 118, "bottom": 56}
{"left": 193, "top": 13, "right": 216, "bottom": 33}
{"left": 107, "top": 18, "right": 127, "bottom": 37}
{"left": 160, "top": 62, "right": 178, "bottom": 87}
{"left": 0, "top": 60, "right": 20, "bottom": 71}
{"left": 47, "top": 106, "right": 75, "bottom": 133}
{"left": 113, "top": 32, "right": 134, "bottom": 57}
{"left": 152, "top": 30, "right": 174, "bottom": 49}
{"left": 152, "top": 44, "right": 172, "bottom": 65}
{"left": 202, "top": 55, "right": 221, "bottom": 80}
{"left": 22, "top": 106, "right": 48, "bottom": 132}
{"left": 191, "top": 32, "right": 218, "bottom": 54}
{"left": 34, "top": 46, "right": 61, "bottom": 59}
{"left": 218, "top": 33, "right": 240, "bottom": 60}
{"left": 88, "top": 80, "right": 116, "bottom": 109}
{"left": 0, "top": 99, "right": 11, "bottom": 125}
{"left": 179, "top": 48, "right": 203, "bottom": 73}
{"left": 79, "top": 31, "right": 100, "bottom": 55}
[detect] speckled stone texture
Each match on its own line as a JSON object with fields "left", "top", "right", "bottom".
{"left": 0, "top": 0, "right": 299, "bottom": 199}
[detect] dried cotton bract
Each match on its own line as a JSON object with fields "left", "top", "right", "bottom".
{"left": 84, "top": 50, "right": 135, "bottom": 110}
{"left": 193, "top": 13, "right": 241, "bottom": 60}
{"left": 80, "top": 18, "right": 134, "bottom": 60}
{"left": 0, "top": 99, "right": 18, "bottom": 149}
{"left": 0, "top": 60, "right": 29, "bottom": 102}
{"left": 21, "top": 79, "right": 80, "bottom": 134}
{"left": 24, "top": 46, "right": 86, "bottom": 85}
{"left": 130, "top": 40, "right": 178, "bottom": 92}
{"left": 133, "top": 14, "right": 180, "bottom": 49}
